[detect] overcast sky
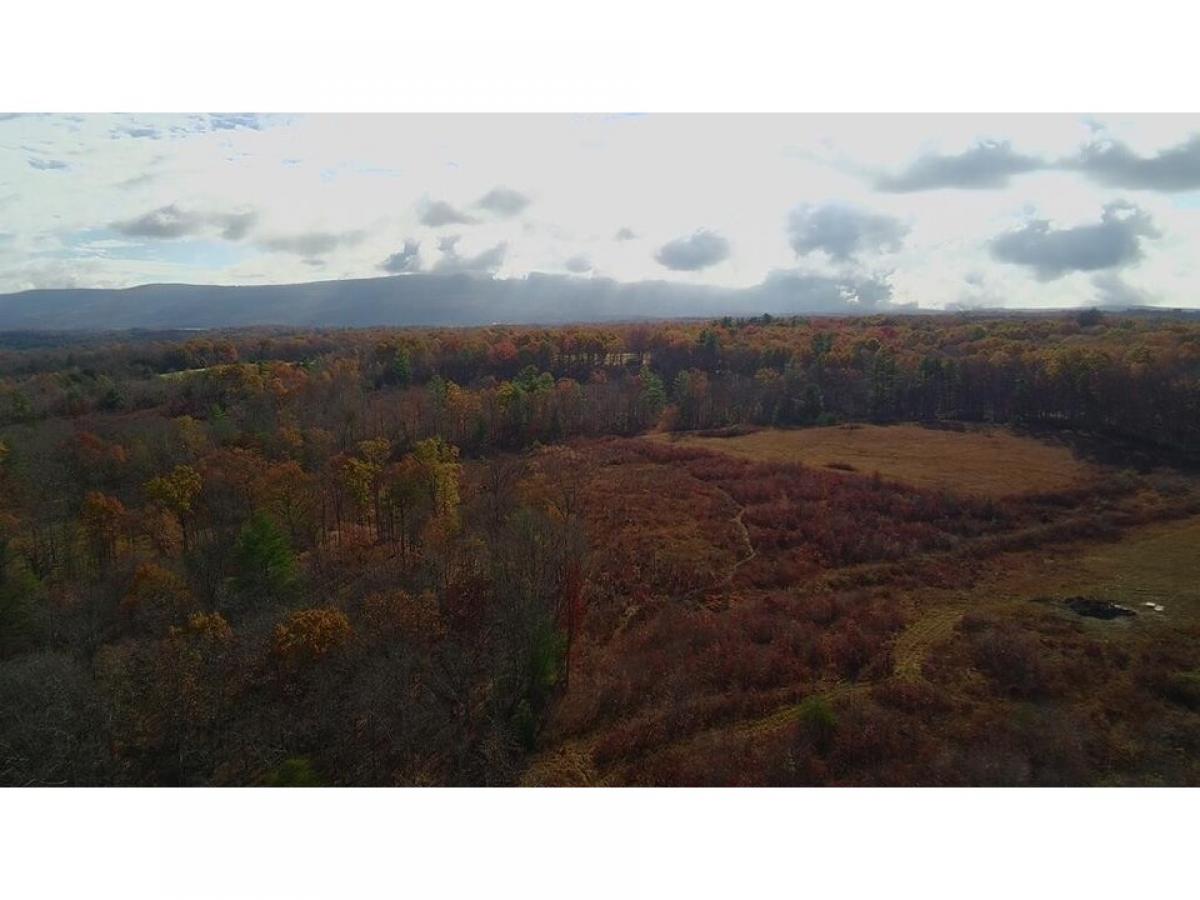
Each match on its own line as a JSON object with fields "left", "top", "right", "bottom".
{"left": 2, "top": 113, "right": 1199, "bottom": 308}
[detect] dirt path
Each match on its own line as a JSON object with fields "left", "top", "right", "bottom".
{"left": 524, "top": 680, "right": 871, "bottom": 785}
{"left": 727, "top": 504, "right": 756, "bottom": 582}
{"left": 678, "top": 488, "right": 756, "bottom": 605}
{"left": 892, "top": 603, "right": 966, "bottom": 680}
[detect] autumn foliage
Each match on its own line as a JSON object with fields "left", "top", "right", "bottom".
{"left": 1, "top": 312, "right": 1198, "bottom": 785}
{"left": 272, "top": 609, "right": 353, "bottom": 668}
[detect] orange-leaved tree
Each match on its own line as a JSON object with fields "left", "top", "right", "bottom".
{"left": 272, "top": 608, "right": 352, "bottom": 669}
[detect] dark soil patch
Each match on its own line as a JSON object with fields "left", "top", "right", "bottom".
{"left": 1063, "top": 596, "right": 1137, "bottom": 620}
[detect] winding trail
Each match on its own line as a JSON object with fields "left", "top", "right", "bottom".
{"left": 679, "top": 487, "right": 757, "bottom": 605}
{"left": 892, "top": 604, "right": 966, "bottom": 680}
{"left": 726, "top": 504, "right": 756, "bottom": 583}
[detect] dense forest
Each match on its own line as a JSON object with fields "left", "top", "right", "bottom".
{"left": 2, "top": 310, "right": 1199, "bottom": 785}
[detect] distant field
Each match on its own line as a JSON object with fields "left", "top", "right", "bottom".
{"left": 649, "top": 424, "right": 1098, "bottom": 497}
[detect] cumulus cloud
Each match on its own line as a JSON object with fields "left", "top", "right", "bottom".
{"left": 1, "top": 259, "right": 113, "bottom": 292}
{"left": 208, "top": 114, "right": 263, "bottom": 132}
{"left": 1067, "top": 135, "right": 1200, "bottom": 192}
{"left": 10, "top": 113, "right": 1200, "bottom": 307}
{"left": 476, "top": 187, "right": 530, "bottom": 217}
{"left": 751, "top": 269, "right": 896, "bottom": 312}
{"left": 217, "top": 212, "right": 259, "bottom": 241}
{"left": 116, "top": 172, "right": 158, "bottom": 191}
{"left": 1092, "top": 272, "right": 1157, "bottom": 307}
{"left": 259, "top": 230, "right": 366, "bottom": 256}
{"left": 419, "top": 200, "right": 478, "bottom": 227}
{"left": 432, "top": 235, "right": 507, "bottom": 275}
{"left": 115, "top": 206, "right": 200, "bottom": 238}
{"left": 111, "top": 204, "right": 259, "bottom": 241}
{"left": 161, "top": 114, "right": 268, "bottom": 138}
{"left": 380, "top": 240, "right": 422, "bottom": 274}
{"left": 111, "top": 123, "right": 161, "bottom": 140}
{"left": 876, "top": 141, "right": 1043, "bottom": 191}
{"left": 655, "top": 229, "right": 731, "bottom": 271}
{"left": 787, "top": 203, "right": 907, "bottom": 261}
{"left": 989, "top": 201, "right": 1160, "bottom": 281}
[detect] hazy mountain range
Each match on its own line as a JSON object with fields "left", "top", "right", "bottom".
{"left": 0, "top": 271, "right": 1187, "bottom": 332}
{"left": 0, "top": 271, "right": 918, "bottom": 330}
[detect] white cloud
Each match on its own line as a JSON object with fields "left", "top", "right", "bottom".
{"left": 0, "top": 113, "right": 1197, "bottom": 308}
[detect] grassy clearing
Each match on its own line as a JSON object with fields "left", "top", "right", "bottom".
{"left": 889, "top": 514, "right": 1200, "bottom": 681}
{"left": 978, "top": 514, "right": 1200, "bottom": 628}
{"left": 650, "top": 423, "right": 1099, "bottom": 497}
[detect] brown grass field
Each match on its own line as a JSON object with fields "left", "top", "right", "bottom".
{"left": 524, "top": 427, "right": 1200, "bottom": 784}
{"left": 528, "top": 512, "right": 1200, "bottom": 785}
{"left": 649, "top": 424, "right": 1099, "bottom": 497}
{"left": 981, "top": 514, "right": 1200, "bottom": 627}
{"left": 891, "top": 514, "right": 1200, "bottom": 676}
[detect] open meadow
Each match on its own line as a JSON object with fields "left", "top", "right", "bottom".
{"left": 649, "top": 423, "right": 1098, "bottom": 497}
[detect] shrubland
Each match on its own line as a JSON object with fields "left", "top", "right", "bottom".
{"left": 1, "top": 311, "right": 1198, "bottom": 785}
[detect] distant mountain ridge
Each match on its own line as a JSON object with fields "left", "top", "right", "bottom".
{"left": 0, "top": 271, "right": 907, "bottom": 330}
{"left": 0, "top": 272, "right": 1190, "bottom": 331}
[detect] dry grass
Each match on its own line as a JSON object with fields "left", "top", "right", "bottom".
{"left": 889, "top": 514, "right": 1200, "bottom": 680}
{"left": 982, "top": 515, "right": 1200, "bottom": 628}
{"left": 893, "top": 603, "right": 968, "bottom": 680}
{"left": 650, "top": 424, "right": 1098, "bottom": 498}
{"left": 534, "top": 435, "right": 1197, "bottom": 784}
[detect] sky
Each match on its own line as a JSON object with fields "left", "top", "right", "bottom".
{"left": 2, "top": 112, "right": 1200, "bottom": 309}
